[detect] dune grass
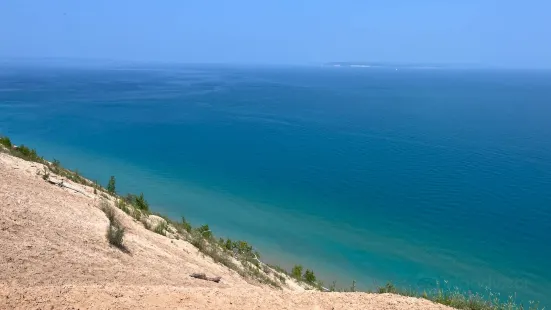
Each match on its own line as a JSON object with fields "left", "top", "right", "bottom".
{"left": 100, "top": 200, "right": 126, "bottom": 249}
{"left": 375, "top": 282, "right": 542, "bottom": 310}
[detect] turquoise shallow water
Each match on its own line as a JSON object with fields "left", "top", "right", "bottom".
{"left": 1, "top": 64, "right": 551, "bottom": 304}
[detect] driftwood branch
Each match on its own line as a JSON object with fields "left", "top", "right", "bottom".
{"left": 190, "top": 273, "right": 221, "bottom": 283}
{"left": 46, "top": 177, "right": 92, "bottom": 198}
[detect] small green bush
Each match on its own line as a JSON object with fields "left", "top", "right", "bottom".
{"left": 196, "top": 224, "right": 212, "bottom": 239}
{"left": 0, "top": 136, "right": 12, "bottom": 148}
{"left": 303, "top": 269, "right": 316, "bottom": 284}
{"left": 14, "top": 145, "right": 42, "bottom": 162}
{"left": 224, "top": 238, "right": 233, "bottom": 251}
{"left": 134, "top": 193, "right": 149, "bottom": 211}
{"left": 180, "top": 216, "right": 192, "bottom": 233}
{"left": 377, "top": 282, "right": 396, "bottom": 293}
{"left": 291, "top": 265, "right": 303, "bottom": 279}
{"left": 107, "top": 176, "right": 116, "bottom": 194}
{"left": 190, "top": 230, "right": 207, "bottom": 252}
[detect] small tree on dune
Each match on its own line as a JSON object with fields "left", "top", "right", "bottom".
{"left": 197, "top": 224, "right": 212, "bottom": 239}
{"left": 291, "top": 265, "right": 303, "bottom": 279}
{"left": 303, "top": 269, "right": 316, "bottom": 284}
{"left": 107, "top": 176, "right": 116, "bottom": 194}
{"left": 135, "top": 193, "right": 149, "bottom": 211}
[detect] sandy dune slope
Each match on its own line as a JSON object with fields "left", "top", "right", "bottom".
{"left": 0, "top": 152, "right": 451, "bottom": 310}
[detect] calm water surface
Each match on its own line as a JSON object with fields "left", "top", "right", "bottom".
{"left": 1, "top": 64, "right": 550, "bottom": 304}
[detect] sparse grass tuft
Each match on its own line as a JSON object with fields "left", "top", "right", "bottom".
{"left": 180, "top": 216, "right": 192, "bottom": 233}
{"left": 132, "top": 209, "right": 142, "bottom": 221}
{"left": 141, "top": 216, "right": 152, "bottom": 230}
{"left": 375, "top": 281, "right": 543, "bottom": 310}
{"left": 11, "top": 144, "right": 44, "bottom": 163}
{"left": 42, "top": 166, "right": 50, "bottom": 180}
{"left": 100, "top": 200, "right": 126, "bottom": 250}
{"left": 116, "top": 199, "right": 131, "bottom": 215}
{"left": 154, "top": 220, "right": 169, "bottom": 236}
{"left": 106, "top": 222, "right": 125, "bottom": 248}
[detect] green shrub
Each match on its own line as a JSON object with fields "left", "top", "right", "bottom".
{"left": 196, "top": 224, "right": 212, "bottom": 239}
{"left": 107, "top": 176, "right": 116, "bottom": 194}
{"left": 190, "top": 230, "right": 207, "bottom": 252}
{"left": 224, "top": 238, "right": 233, "bottom": 251}
{"left": 14, "top": 145, "right": 42, "bottom": 162}
{"left": 291, "top": 265, "right": 303, "bottom": 279}
{"left": 303, "top": 269, "right": 316, "bottom": 284}
{"left": 377, "top": 282, "right": 396, "bottom": 293}
{"left": 181, "top": 216, "right": 192, "bottom": 232}
{"left": 135, "top": 193, "right": 149, "bottom": 211}
{"left": 0, "top": 136, "right": 12, "bottom": 148}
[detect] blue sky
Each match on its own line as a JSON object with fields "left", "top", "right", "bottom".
{"left": 1, "top": 0, "right": 550, "bottom": 67}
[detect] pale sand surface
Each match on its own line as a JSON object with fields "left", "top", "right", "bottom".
{"left": 0, "top": 152, "right": 452, "bottom": 310}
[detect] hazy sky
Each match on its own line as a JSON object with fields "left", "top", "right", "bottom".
{"left": 1, "top": 0, "right": 550, "bottom": 67}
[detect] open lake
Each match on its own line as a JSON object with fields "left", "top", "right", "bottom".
{"left": 1, "top": 64, "right": 550, "bottom": 305}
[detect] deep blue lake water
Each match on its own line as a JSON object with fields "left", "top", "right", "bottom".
{"left": 1, "top": 64, "right": 550, "bottom": 305}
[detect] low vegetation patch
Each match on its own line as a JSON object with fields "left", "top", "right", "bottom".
{"left": 154, "top": 220, "right": 169, "bottom": 236}
{"left": 107, "top": 176, "right": 116, "bottom": 195}
{"left": 375, "top": 282, "right": 542, "bottom": 310}
{"left": 100, "top": 200, "right": 126, "bottom": 250}
{"left": 11, "top": 144, "right": 44, "bottom": 163}
{"left": 0, "top": 136, "right": 12, "bottom": 149}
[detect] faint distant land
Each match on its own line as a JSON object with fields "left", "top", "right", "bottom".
{"left": 323, "top": 62, "right": 448, "bottom": 69}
